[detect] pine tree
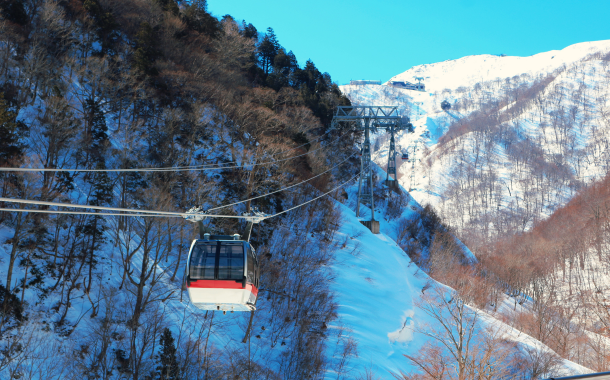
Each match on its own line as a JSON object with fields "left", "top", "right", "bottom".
{"left": 182, "top": 0, "right": 222, "bottom": 38}
{"left": 241, "top": 21, "right": 257, "bottom": 39}
{"left": 0, "top": 0, "right": 28, "bottom": 25}
{"left": 134, "top": 22, "right": 160, "bottom": 76}
{"left": 156, "top": 328, "right": 180, "bottom": 380}
{"left": 258, "top": 27, "right": 279, "bottom": 74}
{"left": 0, "top": 93, "right": 26, "bottom": 166}
{"left": 83, "top": 97, "right": 109, "bottom": 163}
{"left": 83, "top": 0, "right": 120, "bottom": 55}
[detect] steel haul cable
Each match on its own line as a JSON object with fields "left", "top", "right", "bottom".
{"left": 0, "top": 130, "right": 352, "bottom": 173}
{"left": 0, "top": 173, "right": 359, "bottom": 221}
{"left": 206, "top": 153, "right": 355, "bottom": 212}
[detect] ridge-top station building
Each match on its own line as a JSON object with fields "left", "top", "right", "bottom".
{"left": 388, "top": 78, "right": 426, "bottom": 91}
{"left": 349, "top": 80, "right": 382, "bottom": 85}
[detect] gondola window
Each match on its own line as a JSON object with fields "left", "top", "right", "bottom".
{"left": 190, "top": 243, "right": 217, "bottom": 280}
{"left": 218, "top": 243, "right": 244, "bottom": 280}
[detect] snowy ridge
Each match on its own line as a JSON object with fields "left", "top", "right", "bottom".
{"left": 390, "top": 40, "right": 610, "bottom": 92}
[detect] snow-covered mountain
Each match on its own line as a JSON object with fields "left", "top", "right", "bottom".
{"left": 341, "top": 40, "right": 610, "bottom": 240}
{"left": 340, "top": 40, "right": 610, "bottom": 375}
{"left": 389, "top": 40, "right": 610, "bottom": 92}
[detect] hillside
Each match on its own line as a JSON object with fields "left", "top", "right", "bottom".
{"left": 341, "top": 40, "right": 610, "bottom": 373}
{"left": 0, "top": 0, "right": 356, "bottom": 378}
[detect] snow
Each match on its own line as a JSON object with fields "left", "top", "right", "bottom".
{"left": 334, "top": 39, "right": 610, "bottom": 373}
{"left": 327, "top": 175, "right": 590, "bottom": 377}
{"left": 390, "top": 40, "right": 610, "bottom": 92}
{"left": 329, "top": 201, "right": 425, "bottom": 375}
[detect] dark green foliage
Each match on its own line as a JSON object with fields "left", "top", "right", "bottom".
{"left": 0, "top": 93, "right": 26, "bottom": 166}
{"left": 421, "top": 204, "right": 444, "bottom": 234}
{"left": 0, "top": 0, "right": 28, "bottom": 25}
{"left": 259, "top": 28, "right": 280, "bottom": 75}
{"left": 114, "top": 349, "right": 130, "bottom": 373}
{"left": 89, "top": 166, "right": 113, "bottom": 207}
{"left": 156, "top": 328, "right": 180, "bottom": 380}
{"left": 83, "top": 0, "right": 120, "bottom": 55}
{"left": 241, "top": 21, "right": 257, "bottom": 39}
{"left": 294, "top": 60, "right": 349, "bottom": 126}
{"left": 266, "top": 49, "right": 298, "bottom": 90}
{"left": 182, "top": 0, "right": 222, "bottom": 38}
{"left": 154, "top": 0, "right": 179, "bottom": 15}
{"left": 134, "top": 22, "right": 160, "bottom": 76}
{"left": 0, "top": 283, "right": 24, "bottom": 326}
{"left": 292, "top": 132, "right": 310, "bottom": 151}
{"left": 80, "top": 163, "right": 112, "bottom": 250}
{"left": 83, "top": 97, "right": 109, "bottom": 163}
{"left": 441, "top": 100, "right": 451, "bottom": 111}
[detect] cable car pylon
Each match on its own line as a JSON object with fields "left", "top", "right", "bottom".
{"left": 331, "top": 106, "right": 412, "bottom": 234}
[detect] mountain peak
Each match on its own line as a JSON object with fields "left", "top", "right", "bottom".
{"left": 390, "top": 39, "right": 610, "bottom": 92}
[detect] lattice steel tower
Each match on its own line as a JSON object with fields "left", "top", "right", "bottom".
{"left": 332, "top": 106, "right": 412, "bottom": 233}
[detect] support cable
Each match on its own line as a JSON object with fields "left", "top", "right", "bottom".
{"left": 206, "top": 153, "right": 355, "bottom": 212}
{"left": 0, "top": 130, "right": 350, "bottom": 173}
{"left": 264, "top": 174, "right": 358, "bottom": 219}
{"left": 0, "top": 173, "right": 358, "bottom": 221}
{"left": 0, "top": 198, "right": 246, "bottom": 219}
{"left": 0, "top": 209, "right": 174, "bottom": 217}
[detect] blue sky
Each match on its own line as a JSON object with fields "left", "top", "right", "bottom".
{"left": 207, "top": 0, "right": 610, "bottom": 85}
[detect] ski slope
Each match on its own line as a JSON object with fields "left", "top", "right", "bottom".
{"left": 327, "top": 171, "right": 589, "bottom": 378}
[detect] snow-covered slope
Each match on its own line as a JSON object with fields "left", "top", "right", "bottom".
{"left": 329, "top": 170, "right": 589, "bottom": 377}
{"left": 341, "top": 40, "right": 610, "bottom": 233}
{"left": 338, "top": 40, "right": 610, "bottom": 374}
{"left": 389, "top": 40, "right": 610, "bottom": 92}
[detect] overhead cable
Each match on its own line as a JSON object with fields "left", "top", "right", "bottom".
{"left": 0, "top": 197, "right": 249, "bottom": 220}
{"left": 206, "top": 153, "right": 356, "bottom": 212}
{"left": 0, "top": 208, "right": 175, "bottom": 217}
{"left": 0, "top": 129, "right": 350, "bottom": 173}
{"left": 0, "top": 172, "right": 358, "bottom": 221}
{"left": 264, "top": 174, "right": 358, "bottom": 219}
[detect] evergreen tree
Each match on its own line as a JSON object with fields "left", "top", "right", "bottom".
{"left": 84, "top": 97, "right": 109, "bottom": 164}
{"left": 0, "top": 283, "right": 24, "bottom": 330}
{"left": 154, "top": 0, "right": 179, "bottom": 15}
{"left": 258, "top": 27, "right": 279, "bottom": 74}
{"left": 441, "top": 100, "right": 451, "bottom": 111}
{"left": 156, "top": 328, "right": 180, "bottom": 380}
{"left": 0, "top": 0, "right": 28, "bottom": 25}
{"left": 83, "top": 0, "right": 120, "bottom": 55}
{"left": 0, "top": 93, "right": 26, "bottom": 166}
{"left": 241, "top": 21, "right": 257, "bottom": 39}
{"left": 134, "top": 22, "right": 160, "bottom": 76}
{"left": 182, "top": 0, "right": 222, "bottom": 38}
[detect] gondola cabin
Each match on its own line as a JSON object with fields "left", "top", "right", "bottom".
{"left": 401, "top": 153, "right": 409, "bottom": 160}
{"left": 186, "top": 233, "right": 259, "bottom": 312}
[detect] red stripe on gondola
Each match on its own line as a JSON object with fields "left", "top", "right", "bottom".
{"left": 189, "top": 280, "right": 259, "bottom": 296}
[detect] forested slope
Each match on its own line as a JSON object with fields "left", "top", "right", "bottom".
{"left": 0, "top": 0, "right": 363, "bottom": 378}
